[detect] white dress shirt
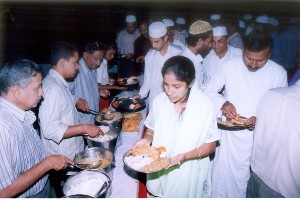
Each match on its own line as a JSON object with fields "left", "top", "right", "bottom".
{"left": 96, "top": 59, "right": 109, "bottom": 85}
{"left": 39, "top": 69, "right": 84, "bottom": 160}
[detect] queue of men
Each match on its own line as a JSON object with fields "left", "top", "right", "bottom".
{"left": 0, "top": 12, "right": 299, "bottom": 198}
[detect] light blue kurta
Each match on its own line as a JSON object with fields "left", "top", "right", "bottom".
{"left": 144, "top": 85, "right": 220, "bottom": 197}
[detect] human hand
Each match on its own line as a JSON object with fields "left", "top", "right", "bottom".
{"left": 45, "top": 155, "right": 73, "bottom": 171}
{"left": 100, "top": 89, "right": 110, "bottom": 98}
{"left": 83, "top": 124, "right": 103, "bottom": 138}
{"left": 125, "top": 53, "right": 134, "bottom": 59}
{"left": 136, "top": 56, "right": 145, "bottom": 63}
{"left": 247, "top": 116, "right": 256, "bottom": 131}
{"left": 76, "top": 98, "right": 89, "bottom": 112}
{"left": 132, "top": 138, "right": 151, "bottom": 149}
{"left": 221, "top": 101, "right": 237, "bottom": 119}
{"left": 108, "top": 79, "right": 115, "bottom": 86}
{"left": 116, "top": 86, "right": 127, "bottom": 91}
{"left": 166, "top": 153, "right": 185, "bottom": 169}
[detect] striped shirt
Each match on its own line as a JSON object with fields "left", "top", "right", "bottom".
{"left": 0, "top": 97, "right": 47, "bottom": 198}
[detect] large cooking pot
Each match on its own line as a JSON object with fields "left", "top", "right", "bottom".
{"left": 73, "top": 147, "right": 114, "bottom": 178}
{"left": 94, "top": 111, "right": 124, "bottom": 147}
{"left": 86, "top": 130, "right": 119, "bottom": 155}
{"left": 62, "top": 170, "right": 111, "bottom": 198}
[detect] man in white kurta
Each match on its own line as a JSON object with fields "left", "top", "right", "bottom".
{"left": 136, "top": 22, "right": 181, "bottom": 109}
{"left": 145, "top": 84, "right": 220, "bottom": 197}
{"left": 203, "top": 26, "right": 242, "bottom": 83}
{"left": 203, "top": 31, "right": 287, "bottom": 198}
{"left": 96, "top": 58, "right": 109, "bottom": 85}
{"left": 180, "top": 20, "right": 213, "bottom": 89}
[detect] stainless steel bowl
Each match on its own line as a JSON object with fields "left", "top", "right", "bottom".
{"left": 62, "top": 170, "right": 111, "bottom": 198}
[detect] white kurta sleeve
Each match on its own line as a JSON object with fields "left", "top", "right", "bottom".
{"left": 138, "top": 53, "right": 151, "bottom": 98}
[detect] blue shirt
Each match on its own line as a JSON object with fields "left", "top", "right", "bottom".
{"left": 0, "top": 97, "right": 47, "bottom": 198}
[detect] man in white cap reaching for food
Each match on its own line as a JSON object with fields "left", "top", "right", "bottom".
{"left": 116, "top": 14, "right": 140, "bottom": 77}
{"left": 203, "top": 26, "right": 242, "bottom": 84}
{"left": 180, "top": 20, "right": 213, "bottom": 89}
{"left": 132, "top": 21, "right": 182, "bottom": 109}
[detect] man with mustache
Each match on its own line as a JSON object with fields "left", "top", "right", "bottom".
{"left": 0, "top": 59, "right": 72, "bottom": 198}
{"left": 203, "top": 31, "right": 287, "bottom": 198}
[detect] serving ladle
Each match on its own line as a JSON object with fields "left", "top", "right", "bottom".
{"left": 88, "top": 109, "right": 114, "bottom": 121}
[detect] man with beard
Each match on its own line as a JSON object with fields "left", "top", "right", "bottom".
{"left": 132, "top": 21, "right": 182, "bottom": 109}
{"left": 0, "top": 59, "right": 72, "bottom": 198}
{"left": 116, "top": 15, "right": 140, "bottom": 77}
{"left": 203, "top": 31, "right": 287, "bottom": 198}
{"left": 203, "top": 26, "right": 242, "bottom": 84}
{"left": 180, "top": 20, "right": 213, "bottom": 89}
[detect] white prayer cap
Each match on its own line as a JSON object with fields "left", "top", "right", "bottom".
{"left": 189, "top": 20, "right": 212, "bottom": 35}
{"left": 162, "top": 19, "right": 175, "bottom": 27}
{"left": 239, "top": 20, "right": 246, "bottom": 28}
{"left": 243, "top": 14, "right": 252, "bottom": 20}
{"left": 210, "top": 14, "right": 221, "bottom": 21}
{"left": 149, "top": 21, "right": 167, "bottom": 38}
{"left": 175, "top": 17, "right": 186, "bottom": 25}
{"left": 213, "top": 26, "right": 227, "bottom": 36}
{"left": 255, "top": 15, "right": 269, "bottom": 24}
{"left": 126, "top": 15, "right": 136, "bottom": 23}
{"left": 245, "top": 25, "right": 253, "bottom": 36}
{"left": 268, "top": 17, "right": 279, "bottom": 26}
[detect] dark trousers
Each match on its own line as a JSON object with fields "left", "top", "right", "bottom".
{"left": 246, "top": 171, "right": 284, "bottom": 198}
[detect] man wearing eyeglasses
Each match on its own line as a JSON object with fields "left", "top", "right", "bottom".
{"left": 203, "top": 26, "right": 242, "bottom": 84}
{"left": 203, "top": 31, "right": 287, "bottom": 198}
{"left": 69, "top": 41, "right": 110, "bottom": 124}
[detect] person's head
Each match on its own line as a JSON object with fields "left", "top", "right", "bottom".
{"left": 83, "top": 41, "right": 106, "bottom": 70}
{"left": 254, "top": 15, "right": 270, "bottom": 32}
{"left": 104, "top": 43, "right": 117, "bottom": 62}
{"left": 125, "top": 15, "right": 137, "bottom": 34}
{"left": 138, "top": 21, "right": 148, "bottom": 37}
{"left": 162, "top": 18, "right": 175, "bottom": 42}
{"left": 149, "top": 21, "right": 168, "bottom": 51}
{"left": 210, "top": 14, "right": 222, "bottom": 27}
{"left": 51, "top": 42, "right": 79, "bottom": 78}
{"left": 161, "top": 56, "right": 195, "bottom": 104}
{"left": 186, "top": 20, "right": 213, "bottom": 57}
{"left": 212, "top": 26, "right": 228, "bottom": 57}
{"left": 242, "top": 30, "right": 272, "bottom": 72}
{"left": 0, "top": 59, "right": 43, "bottom": 110}
{"left": 175, "top": 17, "right": 186, "bottom": 32}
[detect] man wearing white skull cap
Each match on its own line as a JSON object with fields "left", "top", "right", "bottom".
{"left": 180, "top": 20, "right": 213, "bottom": 90}
{"left": 162, "top": 18, "right": 186, "bottom": 50}
{"left": 203, "top": 26, "right": 242, "bottom": 84}
{"left": 175, "top": 17, "right": 188, "bottom": 40}
{"left": 116, "top": 14, "right": 140, "bottom": 77}
{"left": 132, "top": 21, "right": 181, "bottom": 109}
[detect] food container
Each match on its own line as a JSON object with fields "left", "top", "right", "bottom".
{"left": 94, "top": 111, "right": 124, "bottom": 147}
{"left": 62, "top": 170, "right": 111, "bottom": 198}
{"left": 86, "top": 130, "right": 119, "bottom": 155}
{"left": 73, "top": 147, "right": 114, "bottom": 179}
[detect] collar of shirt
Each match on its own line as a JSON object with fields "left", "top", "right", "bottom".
{"left": 79, "top": 58, "right": 97, "bottom": 75}
{"left": 49, "top": 69, "right": 69, "bottom": 89}
{"left": 0, "top": 97, "right": 36, "bottom": 124}
{"left": 185, "top": 47, "right": 203, "bottom": 65}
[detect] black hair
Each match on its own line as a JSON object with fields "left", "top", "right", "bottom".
{"left": 84, "top": 41, "right": 106, "bottom": 54}
{"left": 0, "top": 59, "right": 41, "bottom": 95}
{"left": 243, "top": 30, "right": 273, "bottom": 53}
{"left": 162, "top": 56, "right": 195, "bottom": 85}
{"left": 185, "top": 30, "right": 212, "bottom": 47}
{"left": 105, "top": 43, "right": 117, "bottom": 51}
{"left": 51, "top": 42, "right": 78, "bottom": 66}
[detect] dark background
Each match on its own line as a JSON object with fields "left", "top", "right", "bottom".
{"left": 0, "top": 0, "right": 299, "bottom": 66}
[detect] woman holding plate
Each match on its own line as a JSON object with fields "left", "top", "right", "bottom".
{"left": 132, "top": 56, "right": 220, "bottom": 197}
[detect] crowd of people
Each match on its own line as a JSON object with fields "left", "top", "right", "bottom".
{"left": 0, "top": 11, "right": 299, "bottom": 198}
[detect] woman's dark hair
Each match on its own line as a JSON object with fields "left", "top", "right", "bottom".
{"left": 51, "top": 42, "right": 78, "bottom": 66}
{"left": 162, "top": 56, "right": 195, "bottom": 85}
{"left": 105, "top": 42, "right": 117, "bottom": 51}
{"left": 0, "top": 59, "right": 41, "bottom": 95}
{"left": 185, "top": 30, "right": 212, "bottom": 47}
{"left": 243, "top": 30, "right": 273, "bottom": 53}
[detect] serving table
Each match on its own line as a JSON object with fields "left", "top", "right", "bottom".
{"left": 108, "top": 90, "right": 148, "bottom": 198}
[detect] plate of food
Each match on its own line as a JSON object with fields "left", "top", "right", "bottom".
{"left": 217, "top": 115, "right": 252, "bottom": 131}
{"left": 112, "top": 97, "right": 146, "bottom": 112}
{"left": 116, "top": 76, "right": 139, "bottom": 86}
{"left": 123, "top": 145, "right": 171, "bottom": 173}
